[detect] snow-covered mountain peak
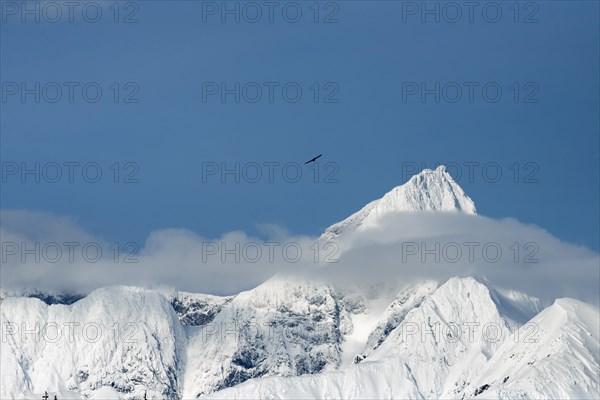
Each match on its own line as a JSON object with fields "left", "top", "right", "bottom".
{"left": 1, "top": 285, "right": 186, "bottom": 399}
{"left": 3, "top": 276, "right": 597, "bottom": 399}
{"left": 461, "top": 297, "right": 600, "bottom": 398}
{"left": 203, "top": 276, "right": 597, "bottom": 400}
{"left": 182, "top": 275, "right": 364, "bottom": 398}
{"left": 323, "top": 165, "right": 477, "bottom": 239}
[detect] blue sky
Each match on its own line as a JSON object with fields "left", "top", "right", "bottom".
{"left": 1, "top": 0, "right": 599, "bottom": 250}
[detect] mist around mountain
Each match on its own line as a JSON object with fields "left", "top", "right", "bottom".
{"left": 1, "top": 167, "right": 598, "bottom": 399}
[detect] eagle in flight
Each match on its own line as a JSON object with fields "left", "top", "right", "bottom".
{"left": 304, "top": 154, "right": 323, "bottom": 164}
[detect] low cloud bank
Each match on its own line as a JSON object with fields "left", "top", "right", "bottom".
{"left": 1, "top": 209, "right": 598, "bottom": 304}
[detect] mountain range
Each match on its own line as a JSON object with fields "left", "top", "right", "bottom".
{"left": 1, "top": 166, "right": 598, "bottom": 399}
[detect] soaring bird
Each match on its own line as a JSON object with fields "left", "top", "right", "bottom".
{"left": 304, "top": 154, "right": 323, "bottom": 164}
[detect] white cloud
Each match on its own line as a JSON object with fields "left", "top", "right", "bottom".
{"left": 1, "top": 209, "right": 598, "bottom": 304}
{"left": 319, "top": 213, "right": 599, "bottom": 304}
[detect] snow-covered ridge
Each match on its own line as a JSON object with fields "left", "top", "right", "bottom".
{"left": 362, "top": 281, "right": 439, "bottom": 357}
{"left": 1, "top": 166, "right": 598, "bottom": 399}
{"left": 1, "top": 277, "right": 597, "bottom": 399}
{"left": 322, "top": 165, "right": 477, "bottom": 239}
{"left": 1, "top": 286, "right": 186, "bottom": 399}
{"left": 202, "top": 278, "right": 598, "bottom": 400}
{"left": 463, "top": 298, "right": 600, "bottom": 398}
{"left": 0, "top": 288, "right": 84, "bottom": 305}
{"left": 182, "top": 276, "right": 365, "bottom": 398}
{"left": 0, "top": 288, "right": 233, "bottom": 327}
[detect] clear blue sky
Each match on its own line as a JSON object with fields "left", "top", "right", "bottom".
{"left": 1, "top": 1, "right": 598, "bottom": 250}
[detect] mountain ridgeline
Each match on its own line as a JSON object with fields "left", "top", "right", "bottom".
{"left": 1, "top": 167, "right": 598, "bottom": 399}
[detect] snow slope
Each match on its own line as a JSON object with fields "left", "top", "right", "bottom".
{"left": 322, "top": 165, "right": 477, "bottom": 239}
{"left": 202, "top": 357, "right": 424, "bottom": 399}
{"left": 362, "top": 281, "right": 439, "bottom": 358}
{"left": 203, "top": 279, "right": 598, "bottom": 400}
{"left": 0, "top": 287, "right": 186, "bottom": 400}
{"left": 367, "top": 277, "right": 529, "bottom": 398}
{"left": 1, "top": 277, "right": 597, "bottom": 399}
{"left": 182, "top": 276, "right": 365, "bottom": 398}
{"left": 463, "top": 298, "right": 600, "bottom": 399}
